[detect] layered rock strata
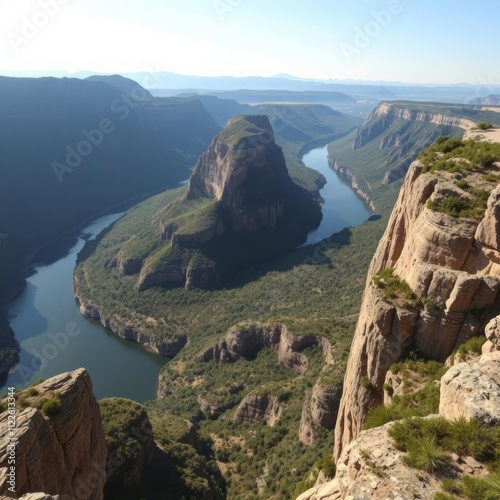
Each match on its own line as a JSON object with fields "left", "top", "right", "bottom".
{"left": 334, "top": 159, "right": 500, "bottom": 459}
{"left": 0, "top": 369, "right": 106, "bottom": 499}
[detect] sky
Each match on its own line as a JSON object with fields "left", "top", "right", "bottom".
{"left": 0, "top": 0, "right": 499, "bottom": 85}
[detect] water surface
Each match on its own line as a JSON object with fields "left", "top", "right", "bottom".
{"left": 302, "top": 146, "right": 371, "bottom": 245}
{"left": 5, "top": 214, "right": 166, "bottom": 401}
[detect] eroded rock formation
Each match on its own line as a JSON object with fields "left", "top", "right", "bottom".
{"left": 233, "top": 394, "right": 282, "bottom": 426}
{"left": 198, "top": 322, "right": 330, "bottom": 372}
{"left": 334, "top": 158, "right": 500, "bottom": 460}
{"left": 354, "top": 102, "right": 475, "bottom": 151}
{"left": 130, "top": 114, "right": 320, "bottom": 291}
{"left": 0, "top": 369, "right": 106, "bottom": 499}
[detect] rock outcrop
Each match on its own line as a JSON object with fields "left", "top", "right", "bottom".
{"left": 132, "top": 115, "right": 320, "bottom": 291}
{"left": 0, "top": 369, "right": 107, "bottom": 499}
{"left": 354, "top": 102, "right": 475, "bottom": 151}
{"left": 100, "top": 398, "right": 155, "bottom": 488}
{"left": 334, "top": 155, "right": 500, "bottom": 459}
{"left": 299, "top": 421, "right": 444, "bottom": 500}
{"left": 198, "top": 322, "right": 333, "bottom": 373}
{"left": 233, "top": 393, "right": 282, "bottom": 426}
{"left": 439, "top": 353, "right": 500, "bottom": 425}
{"left": 74, "top": 286, "right": 187, "bottom": 357}
{"left": 439, "top": 315, "right": 500, "bottom": 425}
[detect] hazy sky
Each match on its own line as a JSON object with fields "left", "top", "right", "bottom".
{"left": 0, "top": 0, "right": 499, "bottom": 84}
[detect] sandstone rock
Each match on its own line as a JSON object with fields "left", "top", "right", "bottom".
{"left": 19, "top": 494, "right": 60, "bottom": 500}
{"left": 439, "top": 359, "right": 500, "bottom": 425}
{"left": 233, "top": 394, "right": 282, "bottom": 426}
{"left": 300, "top": 421, "right": 443, "bottom": 500}
{"left": 475, "top": 185, "right": 500, "bottom": 254}
{"left": 334, "top": 158, "right": 500, "bottom": 460}
{"left": 0, "top": 369, "right": 106, "bottom": 499}
{"left": 484, "top": 315, "right": 500, "bottom": 352}
{"left": 198, "top": 322, "right": 326, "bottom": 372}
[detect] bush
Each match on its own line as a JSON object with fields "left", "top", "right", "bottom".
{"left": 476, "top": 122, "right": 493, "bottom": 130}
{"left": 457, "top": 335, "right": 486, "bottom": 360}
{"left": 372, "top": 268, "right": 416, "bottom": 302}
{"left": 360, "top": 376, "right": 374, "bottom": 391}
{"left": 403, "top": 436, "right": 448, "bottom": 473}
{"left": 41, "top": 395, "right": 62, "bottom": 418}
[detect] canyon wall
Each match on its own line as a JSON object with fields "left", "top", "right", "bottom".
{"left": 334, "top": 158, "right": 500, "bottom": 460}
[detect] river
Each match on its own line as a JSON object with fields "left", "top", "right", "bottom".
{"left": 302, "top": 146, "right": 371, "bottom": 245}
{"left": 2, "top": 146, "right": 370, "bottom": 401}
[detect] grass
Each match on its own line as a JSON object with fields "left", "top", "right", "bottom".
{"left": 364, "top": 350, "right": 446, "bottom": 429}
{"left": 419, "top": 137, "right": 500, "bottom": 173}
{"left": 456, "top": 335, "right": 486, "bottom": 360}
{"left": 389, "top": 417, "right": 500, "bottom": 474}
{"left": 372, "top": 268, "right": 416, "bottom": 303}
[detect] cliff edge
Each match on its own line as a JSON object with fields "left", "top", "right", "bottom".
{"left": 0, "top": 369, "right": 107, "bottom": 499}
{"left": 334, "top": 135, "right": 500, "bottom": 460}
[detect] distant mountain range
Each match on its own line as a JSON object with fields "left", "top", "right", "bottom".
{"left": 3, "top": 71, "right": 500, "bottom": 107}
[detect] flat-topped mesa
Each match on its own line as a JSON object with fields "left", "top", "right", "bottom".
{"left": 354, "top": 102, "right": 476, "bottom": 150}
{"left": 334, "top": 136, "right": 500, "bottom": 460}
{"left": 186, "top": 114, "right": 290, "bottom": 233}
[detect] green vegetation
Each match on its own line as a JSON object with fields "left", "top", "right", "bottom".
{"left": 41, "top": 395, "right": 63, "bottom": 418}
{"left": 364, "top": 351, "right": 446, "bottom": 429}
{"left": 456, "top": 335, "right": 487, "bottom": 360}
{"left": 390, "top": 417, "right": 500, "bottom": 473}
{"left": 404, "top": 435, "right": 448, "bottom": 473}
{"left": 372, "top": 268, "right": 416, "bottom": 303}
{"left": 419, "top": 137, "right": 500, "bottom": 173}
{"left": 99, "top": 398, "right": 148, "bottom": 467}
{"left": 476, "top": 122, "right": 494, "bottom": 130}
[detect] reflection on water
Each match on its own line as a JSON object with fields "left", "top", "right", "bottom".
{"left": 5, "top": 213, "right": 166, "bottom": 402}
{"left": 302, "top": 146, "right": 371, "bottom": 245}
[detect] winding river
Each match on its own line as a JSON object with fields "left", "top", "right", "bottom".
{"left": 3, "top": 146, "right": 370, "bottom": 401}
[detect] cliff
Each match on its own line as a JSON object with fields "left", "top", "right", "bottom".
{"left": 334, "top": 136, "right": 500, "bottom": 460}
{"left": 354, "top": 103, "right": 476, "bottom": 151}
{"left": 300, "top": 315, "right": 500, "bottom": 499}
{"left": 0, "top": 369, "right": 107, "bottom": 499}
{"left": 120, "top": 114, "right": 322, "bottom": 291}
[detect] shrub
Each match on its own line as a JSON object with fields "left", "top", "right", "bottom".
{"left": 442, "top": 196, "right": 472, "bottom": 217}
{"left": 457, "top": 336, "right": 486, "bottom": 360}
{"left": 360, "top": 376, "right": 374, "bottom": 391}
{"left": 476, "top": 122, "right": 493, "bottom": 130}
{"left": 403, "top": 436, "right": 448, "bottom": 473}
{"left": 462, "top": 475, "right": 490, "bottom": 500}
{"left": 455, "top": 178, "right": 469, "bottom": 190}
{"left": 372, "top": 268, "right": 416, "bottom": 302}
{"left": 41, "top": 395, "right": 63, "bottom": 418}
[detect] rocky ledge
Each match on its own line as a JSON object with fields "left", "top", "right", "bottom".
{"left": 335, "top": 146, "right": 500, "bottom": 458}
{"left": 74, "top": 285, "right": 186, "bottom": 357}
{"left": 0, "top": 369, "right": 107, "bottom": 499}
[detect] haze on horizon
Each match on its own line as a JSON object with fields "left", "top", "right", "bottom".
{"left": 0, "top": 0, "right": 499, "bottom": 86}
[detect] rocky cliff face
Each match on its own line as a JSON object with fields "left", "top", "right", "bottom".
{"left": 197, "top": 322, "right": 331, "bottom": 372}
{"left": 0, "top": 369, "right": 107, "bottom": 499}
{"left": 354, "top": 102, "right": 475, "bottom": 151}
{"left": 334, "top": 153, "right": 500, "bottom": 459}
{"left": 301, "top": 315, "right": 500, "bottom": 499}
{"left": 188, "top": 114, "right": 290, "bottom": 231}
{"left": 130, "top": 114, "right": 319, "bottom": 291}
{"left": 233, "top": 393, "right": 282, "bottom": 426}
